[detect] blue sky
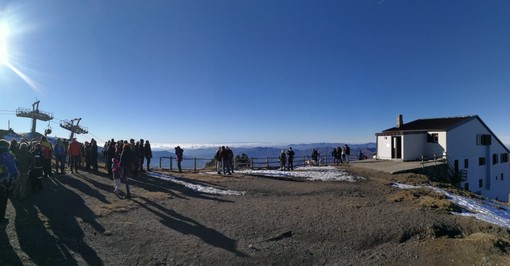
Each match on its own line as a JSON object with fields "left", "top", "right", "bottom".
{"left": 0, "top": 0, "right": 509, "bottom": 147}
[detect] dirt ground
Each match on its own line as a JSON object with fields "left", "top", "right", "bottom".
{"left": 1, "top": 164, "right": 510, "bottom": 265}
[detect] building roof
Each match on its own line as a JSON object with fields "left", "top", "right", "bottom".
{"left": 381, "top": 116, "right": 476, "bottom": 133}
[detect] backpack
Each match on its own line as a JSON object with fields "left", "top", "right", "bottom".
{"left": 42, "top": 146, "right": 50, "bottom": 160}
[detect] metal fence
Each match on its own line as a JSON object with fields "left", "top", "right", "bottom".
{"left": 158, "top": 154, "right": 360, "bottom": 172}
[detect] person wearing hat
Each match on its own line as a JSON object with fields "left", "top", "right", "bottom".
{"left": 0, "top": 139, "right": 19, "bottom": 223}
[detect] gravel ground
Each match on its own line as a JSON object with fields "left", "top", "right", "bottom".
{"left": 1, "top": 164, "right": 510, "bottom": 265}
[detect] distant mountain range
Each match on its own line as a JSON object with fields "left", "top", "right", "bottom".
{"left": 160, "top": 142, "right": 377, "bottom": 160}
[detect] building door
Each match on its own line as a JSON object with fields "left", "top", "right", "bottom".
{"left": 392, "top": 136, "right": 402, "bottom": 159}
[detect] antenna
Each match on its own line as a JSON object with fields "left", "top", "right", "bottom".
{"left": 60, "top": 118, "right": 88, "bottom": 140}
{"left": 16, "top": 100, "right": 54, "bottom": 135}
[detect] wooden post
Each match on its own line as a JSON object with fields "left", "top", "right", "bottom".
{"left": 159, "top": 157, "right": 162, "bottom": 169}
{"left": 170, "top": 156, "right": 173, "bottom": 171}
{"left": 250, "top": 158, "right": 254, "bottom": 170}
{"left": 266, "top": 157, "right": 269, "bottom": 169}
{"left": 194, "top": 158, "right": 197, "bottom": 173}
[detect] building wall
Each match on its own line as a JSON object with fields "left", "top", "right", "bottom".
{"left": 376, "top": 135, "right": 392, "bottom": 160}
{"left": 424, "top": 131, "right": 447, "bottom": 158}
{"left": 447, "top": 118, "right": 510, "bottom": 202}
{"left": 402, "top": 133, "right": 426, "bottom": 161}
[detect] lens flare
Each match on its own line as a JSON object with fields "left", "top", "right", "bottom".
{"left": 0, "top": 23, "right": 10, "bottom": 64}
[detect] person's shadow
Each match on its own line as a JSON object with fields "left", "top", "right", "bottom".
{"left": 0, "top": 220, "right": 23, "bottom": 265}
{"left": 12, "top": 176, "right": 105, "bottom": 265}
{"left": 133, "top": 196, "right": 248, "bottom": 258}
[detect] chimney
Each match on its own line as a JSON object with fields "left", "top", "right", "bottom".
{"left": 396, "top": 114, "right": 403, "bottom": 128}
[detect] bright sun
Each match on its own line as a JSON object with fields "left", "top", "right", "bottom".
{"left": 0, "top": 23, "right": 10, "bottom": 65}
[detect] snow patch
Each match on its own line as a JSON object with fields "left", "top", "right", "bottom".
{"left": 146, "top": 172, "right": 245, "bottom": 196}
{"left": 392, "top": 182, "right": 510, "bottom": 229}
{"left": 238, "top": 166, "right": 364, "bottom": 182}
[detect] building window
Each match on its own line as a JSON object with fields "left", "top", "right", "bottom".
{"left": 501, "top": 153, "right": 509, "bottom": 163}
{"left": 427, "top": 133, "right": 439, "bottom": 143}
{"left": 479, "top": 179, "right": 483, "bottom": 188}
{"left": 479, "top": 157, "right": 486, "bottom": 166}
{"left": 493, "top": 154, "right": 499, "bottom": 165}
{"left": 464, "top": 159, "right": 469, "bottom": 168}
{"left": 476, "top": 134, "right": 492, "bottom": 146}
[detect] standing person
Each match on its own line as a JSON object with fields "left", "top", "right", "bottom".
{"left": 214, "top": 147, "right": 222, "bottom": 174}
{"left": 68, "top": 138, "right": 81, "bottom": 174}
{"left": 311, "top": 148, "right": 319, "bottom": 166}
{"left": 90, "top": 138, "right": 98, "bottom": 171}
{"left": 120, "top": 143, "right": 134, "bottom": 199}
{"left": 84, "top": 141, "right": 91, "bottom": 170}
{"left": 130, "top": 139, "right": 139, "bottom": 177}
{"left": 0, "top": 139, "right": 18, "bottom": 223}
{"left": 39, "top": 136, "right": 53, "bottom": 178}
{"left": 225, "top": 146, "right": 234, "bottom": 174}
{"left": 53, "top": 138, "right": 66, "bottom": 175}
{"left": 13, "top": 143, "right": 31, "bottom": 200}
{"left": 9, "top": 139, "right": 19, "bottom": 154}
{"left": 174, "top": 146, "right": 183, "bottom": 173}
{"left": 279, "top": 150, "right": 287, "bottom": 170}
{"left": 286, "top": 147, "right": 295, "bottom": 170}
{"left": 106, "top": 139, "right": 116, "bottom": 176}
{"left": 138, "top": 139, "right": 145, "bottom": 172}
{"left": 145, "top": 140, "right": 153, "bottom": 172}
{"left": 29, "top": 144, "right": 44, "bottom": 194}
{"left": 332, "top": 148, "right": 338, "bottom": 165}
{"left": 111, "top": 157, "right": 122, "bottom": 194}
{"left": 220, "top": 146, "right": 229, "bottom": 175}
{"left": 344, "top": 144, "right": 351, "bottom": 163}
{"left": 337, "top": 146, "right": 343, "bottom": 164}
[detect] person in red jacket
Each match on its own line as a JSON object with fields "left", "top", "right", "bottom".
{"left": 67, "top": 138, "right": 81, "bottom": 174}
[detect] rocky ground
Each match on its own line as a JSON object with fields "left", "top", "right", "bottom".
{"left": 1, "top": 164, "right": 510, "bottom": 265}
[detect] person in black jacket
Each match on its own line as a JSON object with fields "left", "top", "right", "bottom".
{"left": 286, "top": 147, "right": 295, "bottom": 170}
{"left": 145, "top": 140, "right": 153, "bottom": 172}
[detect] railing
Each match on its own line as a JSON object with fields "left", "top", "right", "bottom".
{"left": 157, "top": 154, "right": 361, "bottom": 172}
{"left": 445, "top": 157, "right": 467, "bottom": 182}
{"left": 158, "top": 156, "right": 211, "bottom": 172}
{"left": 248, "top": 154, "right": 359, "bottom": 170}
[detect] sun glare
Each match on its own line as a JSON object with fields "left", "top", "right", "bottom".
{"left": 0, "top": 23, "right": 10, "bottom": 65}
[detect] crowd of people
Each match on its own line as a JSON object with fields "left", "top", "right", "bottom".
{"left": 0, "top": 135, "right": 366, "bottom": 223}
{"left": 331, "top": 145, "right": 351, "bottom": 165}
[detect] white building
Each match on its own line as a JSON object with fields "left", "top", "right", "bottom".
{"left": 376, "top": 115, "right": 510, "bottom": 202}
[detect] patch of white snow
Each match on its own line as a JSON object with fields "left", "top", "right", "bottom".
{"left": 146, "top": 172, "right": 245, "bottom": 196}
{"left": 392, "top": 182, "right": 510, "bottom": 229}
{"left": 238, "top": 166, "right": 364, "bottom": 182}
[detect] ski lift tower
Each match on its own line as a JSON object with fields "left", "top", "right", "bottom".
{"left": 60, "top": 118, "right": 88, "bottom": 140}
{"left": 16, "top": 101, "right": 54, "bottom": 136}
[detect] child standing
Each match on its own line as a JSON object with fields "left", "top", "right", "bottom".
{"left": 112, "top": 158, "right": 122, "bottom": 194}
